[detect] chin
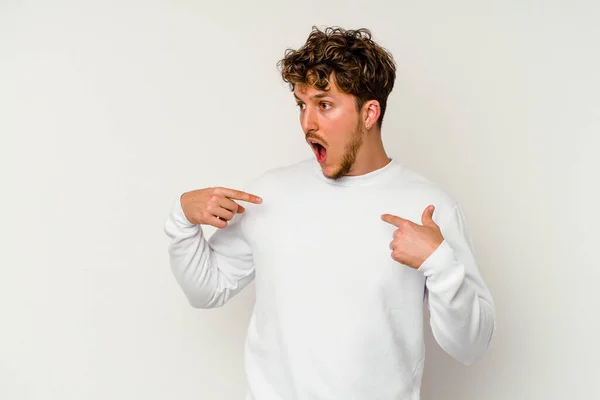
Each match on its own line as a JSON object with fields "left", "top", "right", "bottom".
{"left": 320, "top": 161, "right": 344, "bottom": 180}
{"left": 318, "top": 161, "right": 334, "bottom": 176}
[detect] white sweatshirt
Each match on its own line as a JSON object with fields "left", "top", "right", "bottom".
{"left": 164, "top": 157, "right": 495, "bottom": 400}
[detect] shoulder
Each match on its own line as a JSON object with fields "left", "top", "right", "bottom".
{"left": 396, "top": 164, "right": 459, "bottom": 210}
{"left": 384, "top": 163, "right": 465, "bottom": 229}
{"left": 242, "top": 158, "right": 313, "bottom": 192}
{"left": 247, "top": 158, "right": 313, "bottom": 185}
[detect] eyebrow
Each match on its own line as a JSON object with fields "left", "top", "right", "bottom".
{"left": 294, "top": 92, "right": 332, "bottom": 101}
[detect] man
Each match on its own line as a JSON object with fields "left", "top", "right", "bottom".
{"left": 164, "top": 26, "right": 495, "bottom": 400}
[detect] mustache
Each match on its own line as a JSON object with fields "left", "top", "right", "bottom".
{"left": 305, "top": 132, "right": 329, "bottom": 147}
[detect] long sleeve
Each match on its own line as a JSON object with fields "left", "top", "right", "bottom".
{"left": 417, "top": 203, "right": 496, "bottom": 365}
{"left": 163, "top": 194, "right": 255, "bottom": 309}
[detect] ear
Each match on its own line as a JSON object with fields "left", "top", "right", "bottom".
{"left": 363, "top": 100, "right": 381, "bottom": 130}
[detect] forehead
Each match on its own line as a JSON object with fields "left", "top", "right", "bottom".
{"left": 293, "top": 81, "right": 343, "bottom": 99}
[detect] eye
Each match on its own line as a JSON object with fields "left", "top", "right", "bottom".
{"left": 296, "top": 103, "right": 306, "bottom": 111}
{"left": 320, "top": 102, "right": 331, "bottom": 110}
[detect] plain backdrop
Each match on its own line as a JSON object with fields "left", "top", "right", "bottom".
{"left": 1, "top": 1, "right": 599, "bottom": 399}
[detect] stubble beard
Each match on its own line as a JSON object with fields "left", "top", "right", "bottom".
{"left": 327, "top": 122, "right": 364, "bottom": 180}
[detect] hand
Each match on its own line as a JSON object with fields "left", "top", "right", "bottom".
{"left": 180, "top": 187, "right": 262, "bottom": 229}
{"left": 381, "top": 205, "right": 444, "bottom": 269}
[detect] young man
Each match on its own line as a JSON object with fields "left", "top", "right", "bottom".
{"left": 164, "top": 26, "right": 495, "bottom": 400}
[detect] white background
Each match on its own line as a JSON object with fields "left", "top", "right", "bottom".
{"left": 1, "top": 1, "right": 599, "bottom": 399}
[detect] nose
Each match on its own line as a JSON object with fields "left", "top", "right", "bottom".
{"left": 300, "top": 106, "right": 318, "bottom": 134}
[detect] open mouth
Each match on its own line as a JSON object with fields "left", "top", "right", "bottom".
{"left": 308, "top": 140, "right": 327, "bottom": 163}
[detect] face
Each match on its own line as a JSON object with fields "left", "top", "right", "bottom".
{"left": 294, "top": 78, "right": 365, "bottom": 180}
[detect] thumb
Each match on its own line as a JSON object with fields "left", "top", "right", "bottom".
{"left": 421, "top": 205, "right": 436, "bottom": 227}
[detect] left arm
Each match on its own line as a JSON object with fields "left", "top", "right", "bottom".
{"left": 418, "top": 203, "right": 496, "bottom": 365}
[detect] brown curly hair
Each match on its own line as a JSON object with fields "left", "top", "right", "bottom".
{"left": 277, "top": 26, "right": 396, "bottom": 128}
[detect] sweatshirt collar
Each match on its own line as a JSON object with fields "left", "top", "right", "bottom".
{"left": 312, "top": 157, "right": 401, "bottom": 187}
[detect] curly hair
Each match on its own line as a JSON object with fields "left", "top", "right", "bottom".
{"left": 277, "top": 26, "right": 396, "bottom": 128}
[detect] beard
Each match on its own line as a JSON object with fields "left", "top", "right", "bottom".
{"left": 326, "top": 121, "right": 364, "bottom": 180}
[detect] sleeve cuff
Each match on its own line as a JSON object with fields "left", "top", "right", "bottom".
{"left": 417, "top": 240, "right": 458, "bottom": 277}
{"left": 171, "top": 193, "right": 195, "bottom": 228}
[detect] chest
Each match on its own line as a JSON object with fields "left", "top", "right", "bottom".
{"left": 243, "top": 186, "right": 427, "bottom": 307}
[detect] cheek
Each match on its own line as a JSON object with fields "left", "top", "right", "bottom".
{"left": 315, "top": 109, "right": 358, "bottom": 155}
{"left": 324, "top": 112, "right": 355, "bottom": 140}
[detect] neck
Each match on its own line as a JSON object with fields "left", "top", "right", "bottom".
{"left": 346, "top": 133, "right": 391, "bottom": 176}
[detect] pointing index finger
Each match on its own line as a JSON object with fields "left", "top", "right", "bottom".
{"left": 215, "top": 187, "right": 263, "bottom": 204}
{"left": 381, "top": 213, "right": 409, "bottom": 227}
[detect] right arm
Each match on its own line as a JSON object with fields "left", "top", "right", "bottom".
{"left": 163, "top": 187, "right": 262, "bottom": 309}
